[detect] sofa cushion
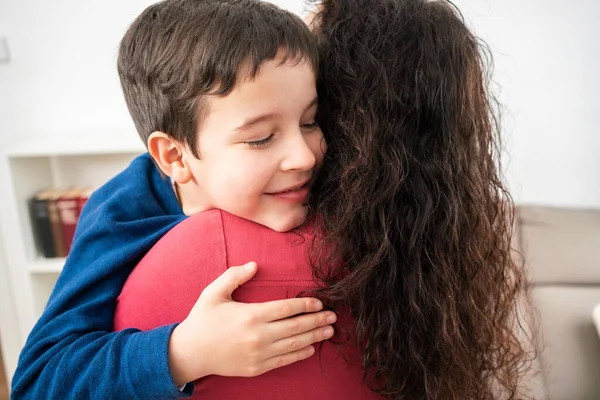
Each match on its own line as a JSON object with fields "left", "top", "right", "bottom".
{"left": 531, "top": 287, "right": 600, "bottom": 400}
{"left": 518, "top": 207, "right": 600, "bottom": 284}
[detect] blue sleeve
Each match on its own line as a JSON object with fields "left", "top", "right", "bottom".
{"left": 11, "top": 154, "right": 189, "bottom": 400}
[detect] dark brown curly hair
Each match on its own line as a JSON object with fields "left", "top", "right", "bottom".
{"left": 308, "top": 0, "right": 534, "bottom": 398}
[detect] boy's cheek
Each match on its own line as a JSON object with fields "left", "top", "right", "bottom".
{"left": 311, "top": 132, "right": 327, "bottom": 166}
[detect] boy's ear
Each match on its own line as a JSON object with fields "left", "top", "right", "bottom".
{"left": 147, "top": 132, "right": 193, "bottom": 184}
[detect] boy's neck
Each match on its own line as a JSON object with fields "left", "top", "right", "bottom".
{"left": 172, "top": 181, "right": 212, "bottom": 216}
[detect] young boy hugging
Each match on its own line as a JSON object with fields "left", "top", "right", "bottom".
{"left": 12, "top": 1, "right": 332, "bottom": 399}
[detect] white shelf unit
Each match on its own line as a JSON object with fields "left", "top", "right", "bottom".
{"left": 0, "top": 137, "right": 145, "bottom": 382}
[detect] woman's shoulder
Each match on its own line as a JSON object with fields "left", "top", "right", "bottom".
{"left": 130, "top": 210, "right": 316, "bottom": 296}
{"left": 217, "top": 211, "right": 317, "bottom": 300}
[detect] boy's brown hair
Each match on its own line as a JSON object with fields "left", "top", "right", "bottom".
{"left": 118, "top": 0, "right": 318, "bottom": 157}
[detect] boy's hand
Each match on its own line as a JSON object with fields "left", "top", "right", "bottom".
{"left": 168, "top": 262, "right": 336, "bottom": 386}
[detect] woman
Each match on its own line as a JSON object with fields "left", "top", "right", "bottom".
{"left": 115, "top": 0, "right": 532, "bottom": 398}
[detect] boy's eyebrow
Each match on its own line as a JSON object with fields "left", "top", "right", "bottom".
{"left": 233, "top": 112, "right": 279, "bottom": 132}
{"left": 233, "top": 97, "right": 318, "bottom": 132}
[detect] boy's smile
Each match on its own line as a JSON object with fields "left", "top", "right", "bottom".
{"left": 264, "top": 178, "right": 312, "bottom": 204}
{"left": 172, "top": 50, "right": 325, "bottom": 232}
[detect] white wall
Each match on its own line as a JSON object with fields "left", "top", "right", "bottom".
{"left": 0, "top": 231, "right": 20, "bottom": 384}
{"left": 454, "top": 0, "right": 600, "bottom": 208}
{"left": 0, "top": 0, "right": 307, "bottom": 142}
{"left": 0, "top": 0, "right": 142, "bottom": 140}
{"left": 0, "top": 0, "right": 599, "bottom": 208}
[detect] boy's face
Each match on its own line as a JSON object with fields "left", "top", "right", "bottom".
{"left": 181, "top": 53, "right": 325, "bottom": 232}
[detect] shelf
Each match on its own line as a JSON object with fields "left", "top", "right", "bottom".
{"left": 28, "top": 258, "right": 65, "bottom": 274}
{"left": 5, "top": 135, "right": 145, "bottom": 158}
{"left": 0, "top": 137, "right": 151, "bottom": 378}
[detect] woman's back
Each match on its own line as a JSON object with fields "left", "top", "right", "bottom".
{"left": 114, "top": 209, "right": 380, "bottom": 400}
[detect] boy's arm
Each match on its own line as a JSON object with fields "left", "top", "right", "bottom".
{"left": 11, "top": 155, "right": 188, "bottom": 399}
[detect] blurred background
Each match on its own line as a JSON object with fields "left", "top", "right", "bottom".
{"left": 0, "top": 1, "right": 598, "bottom": 399}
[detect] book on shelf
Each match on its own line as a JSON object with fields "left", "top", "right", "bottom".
{"left": 30, "top": 189, "right": 56, "bottom": 258}
{"left": 30, "top": 187, "right": 94, "bottom": 259}
{"left": 47, "top": 190, "right": 67, "bottom": 257}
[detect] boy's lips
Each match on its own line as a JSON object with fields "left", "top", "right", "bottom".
{"left": 265, "top": 179, "right": 311, "bottom": 203}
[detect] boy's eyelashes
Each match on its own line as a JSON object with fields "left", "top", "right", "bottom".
{"left": 244, "top": 122, "right": 320, "bottom": 149}
{"left": 301, "top": 122, "right": 319, "bottom": 130}
{"left": 246, "top": 134, "right": 274, "bottom": 149}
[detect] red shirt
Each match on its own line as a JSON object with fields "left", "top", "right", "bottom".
{"left": 114, "top": 209, "right": 381, "bottom": 400}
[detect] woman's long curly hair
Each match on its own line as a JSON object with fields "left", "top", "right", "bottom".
{"left": 308, "top": 0, "right": 534, "bottom": 398}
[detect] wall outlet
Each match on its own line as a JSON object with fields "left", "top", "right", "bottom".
{"left": 0, "top": 37, "right": 10, "bottom": 63}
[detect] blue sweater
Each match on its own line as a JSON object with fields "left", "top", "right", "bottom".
{"left": 11, "top": 154, "right": 190, "bottom": 399}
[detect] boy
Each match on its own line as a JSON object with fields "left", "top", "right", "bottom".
{"left": 11, "top": 1, "right": 332, "bottom": 398}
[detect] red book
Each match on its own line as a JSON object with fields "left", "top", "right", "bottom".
{"left": 77, "top": 188, "right": 94, "bottom": 216}
{"left": 56, "top": 189, "right": 82, "bottom": 254}
{"left": 47, "top": 189, "right": 68, "bottom": 258}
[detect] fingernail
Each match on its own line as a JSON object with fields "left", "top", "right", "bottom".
{"left": 313, "top": 300, "right": 323, "bottom": 310}
{"left": 244, "top": 262, "right": 255, "bottom": 271}
{"left": 324, "top": 327, "right": 334, "bottom": 337}
{"left": 327, "top": 314, "right": 336, "bottom": 324}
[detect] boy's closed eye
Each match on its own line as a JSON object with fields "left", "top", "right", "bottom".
{"left": 246, "top": 134, "right": 275, "bottom": 149}
{"left": 301, "top": 121, "right": 319, "bottom": 131}
{"left": 245, "top": 121, "right": 319, "bottom": 149}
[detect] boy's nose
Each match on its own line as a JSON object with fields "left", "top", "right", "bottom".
{"left": 280, "top": 133, "right": 317, "bottom": 172}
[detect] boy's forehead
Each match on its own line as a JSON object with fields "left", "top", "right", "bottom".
{"left": 198, "top": 58, "right": 317, "bottom": 130}
{"left": 230, "top": 57, "right": 316, "bottom": 99}
{"left": 232, "top": 95, "right": 318, "bottom": 133}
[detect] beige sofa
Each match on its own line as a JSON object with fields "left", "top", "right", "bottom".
{"left": 517, "top": 206, "right": 600, "bottom": 400}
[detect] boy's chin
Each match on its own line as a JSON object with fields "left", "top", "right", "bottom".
{"left": 260, "top": 208, "right": 309, "bottom": 233}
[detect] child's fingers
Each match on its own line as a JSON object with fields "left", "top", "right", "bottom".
{"left": 267, "top": 325, "right": 334, "bottom": 359}
{"left": 253, "top": 297, "right": 324, "bottom": 322}
{"left": 257, "top": 345, "right": 316, "bottom": 375}
{"left": 202, "top": 262, "right": 257, "bottom": 302}
{"left": 265, "top": 310, "right": 336, "bottom": 342}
